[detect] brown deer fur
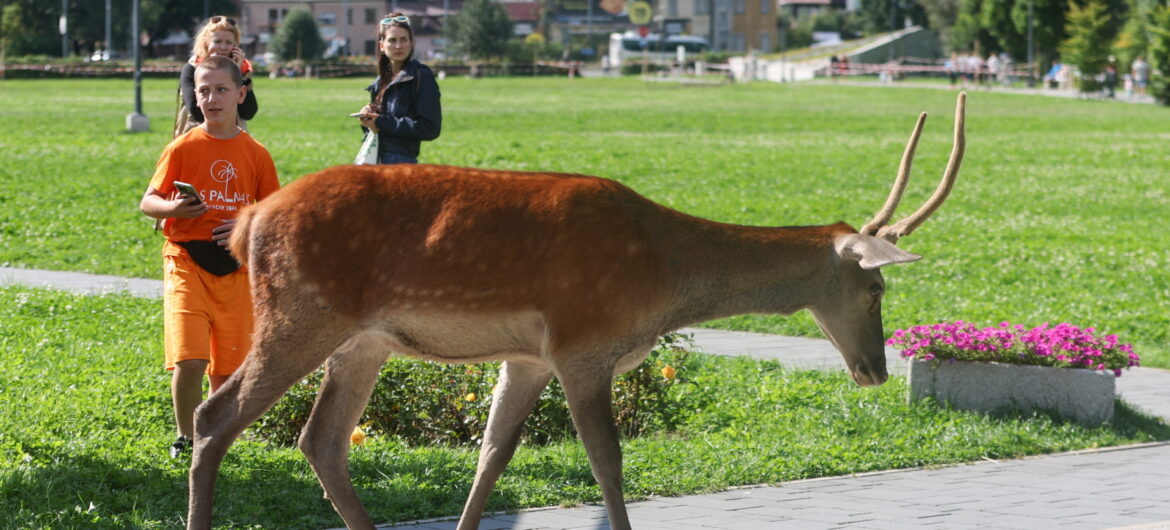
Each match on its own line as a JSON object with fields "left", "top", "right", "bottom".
{"left": 187, "top": 93, "right": 966, "bottom": 530}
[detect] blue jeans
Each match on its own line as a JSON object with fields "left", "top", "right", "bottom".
{"left": 380, "top": 152, "right": 418, "bottom": 165}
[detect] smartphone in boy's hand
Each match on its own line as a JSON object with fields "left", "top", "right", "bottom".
{"left": 174, "top": 181, "right": 203, "bottom": 205}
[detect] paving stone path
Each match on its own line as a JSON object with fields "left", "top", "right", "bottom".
{"left": 2, "top": 267, "right": 1168, "bottom": 530}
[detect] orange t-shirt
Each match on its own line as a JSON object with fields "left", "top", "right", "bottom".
{"left": 149, "top": 127, "right": 280, "bottom": 245}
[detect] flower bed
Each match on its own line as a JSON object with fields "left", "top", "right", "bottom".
{"left": 887, "top": 321, "right": 1140, "bottom": 376}
{"left": 889, "top": 321, "right": 1140, "bottom": 425}
{"left": 904, "top": 358, "right": 1116, "bottom": 425}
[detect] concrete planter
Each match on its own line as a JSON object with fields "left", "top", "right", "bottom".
{"left": 907, "top": 359, "right": 1115, "bottom": 426}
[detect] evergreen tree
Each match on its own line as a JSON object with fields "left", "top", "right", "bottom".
{"left": 1113, "top": 0, "right": 1151, "bottom": 69}
{"left": 446, "top": 0, "right": 513, "bottom": 61}
{"left": 1149, "top": 4, "right": 1170, "bottom": 104}
{"left": 270, "top": 9, "right": 325, "bottom": 61}
{"left": 1059, "top": 0, "right": 1113, "bottom": 92}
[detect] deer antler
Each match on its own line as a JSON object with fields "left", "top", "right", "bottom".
{"left": 865, "top": 92, "right": 967, "bottom": 244}
{"left": 859, "top": 111, "right": 927, "bottom": 236}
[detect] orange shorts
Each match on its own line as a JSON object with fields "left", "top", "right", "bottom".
{"left": 162, "top": 241, "right": 254, "bottom": 376}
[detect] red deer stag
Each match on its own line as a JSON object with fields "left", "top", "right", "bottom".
{"left": 188, "top": 92, "right": 966, "bottom": 529}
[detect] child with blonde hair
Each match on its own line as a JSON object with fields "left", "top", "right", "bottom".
{"left": 175, "top": 16, "right": 258, "bottom": 136}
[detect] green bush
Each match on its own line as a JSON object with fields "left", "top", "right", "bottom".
{"left": 252, "top": 333, "right": 693, "bottom": 446}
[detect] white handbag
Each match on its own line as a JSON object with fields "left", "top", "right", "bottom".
{"left": 354, "top": 130, "right": 379, "bottom": 165}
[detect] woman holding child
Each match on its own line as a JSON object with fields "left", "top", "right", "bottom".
{"left": 354, "top": 13, "right": 442, "bottom": 164}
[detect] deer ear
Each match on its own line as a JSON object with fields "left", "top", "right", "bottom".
{"left": 834, "top": 233, "right": 922, "bottom": 270}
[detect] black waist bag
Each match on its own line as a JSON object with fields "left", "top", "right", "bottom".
{"left": 176, "top": 240, "right": 240, "bottom": 276}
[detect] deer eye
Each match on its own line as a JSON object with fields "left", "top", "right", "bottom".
{"left": 870, "top": 284, "right": 884, "bottom": 298}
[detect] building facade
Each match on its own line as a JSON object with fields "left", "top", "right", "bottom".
{"left": 233, "top": 0, "right": 789, "bottom": 59}
{"left": 237, "top": 0, "right": 456, "bottom": 60}
{"left": 655, "top": 0, "right": 777, "bottom": 53}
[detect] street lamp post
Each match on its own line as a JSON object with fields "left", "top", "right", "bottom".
{"left": 126, "top": 0, "right": 150, "bottom": 132}
{"left": 105, "top": 0, "right": 111, "bottom": 59}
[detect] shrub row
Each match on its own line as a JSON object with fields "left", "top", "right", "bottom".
{"left": 251, "top": 333, "right": 694, "bottom": 446}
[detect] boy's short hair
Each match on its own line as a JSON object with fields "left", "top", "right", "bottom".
{"left": 196, "top": 55, "right": 243, "bottom": 88}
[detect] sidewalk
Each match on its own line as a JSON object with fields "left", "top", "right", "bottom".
{"left": 3, "top": 267, "right": 1169, "bottom": 529}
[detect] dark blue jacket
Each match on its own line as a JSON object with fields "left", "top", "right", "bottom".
{"left": 364, "top": 60, "right": 442, "bottom": 159}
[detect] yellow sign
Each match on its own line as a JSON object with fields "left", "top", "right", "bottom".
{"left": 628, "top": 1, "right": 653, "bottom": 25}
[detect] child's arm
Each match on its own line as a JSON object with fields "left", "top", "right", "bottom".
{"left": 139, "top": 187, "right": 207, "bottom": 220}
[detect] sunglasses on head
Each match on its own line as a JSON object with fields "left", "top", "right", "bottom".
{"left": 210, "top": 16, "right": 237, "bottom": 26}
{"left": 380, "top": 15, "right": 410, "bottom": 25}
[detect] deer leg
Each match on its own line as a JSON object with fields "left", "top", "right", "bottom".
{"left": 457, "top": 361, "right": 553, "bottom": 530}
{"left": 297, "top": 333, "right": 391, "bottom": 530}
{"left": 559, "top": 367, "right": 631, "bottom": 530}
{"left": 187, "top": 313, "right": 350, "bottom": 530}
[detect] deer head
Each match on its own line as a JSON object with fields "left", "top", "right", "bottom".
{"left": 812, "top": 92, "right": 967, "bottom": 386}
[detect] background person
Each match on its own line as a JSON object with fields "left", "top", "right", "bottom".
{"left": 177, "top": 16, "right": 258, "bottom": 136}
{"left": 1131, "top": 56, "right": 1150, "bottom": 97}
{"left": 140, "top": 56, "right": 280, "bottom": 458}
{"left": 354, "top": 13, "right": 441, "bottom": 164}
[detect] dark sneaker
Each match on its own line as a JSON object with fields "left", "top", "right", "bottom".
{"left": 169, "top": 436, "right": 192, "bottom": 458}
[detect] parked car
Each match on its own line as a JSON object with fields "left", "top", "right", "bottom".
{"left": 87, "top": 50, "right": 122, "bottom": 62}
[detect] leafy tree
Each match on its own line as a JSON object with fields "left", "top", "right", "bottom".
{"left": 948, "top": 0, "right": 1074, "bottom": 77}
{"left": 980, "top": 0, "right": 1022, "bottom": 55}
{"left": 919, "top": 0, "right": 962, "bottom": 50}
{"left": 446, "top": 0, "right": 513, "bottom": 61}
{"left": 269, "top": 9, "right": 325, "bottom": 61}
{"left": 0, "top": 0, "right": 234, "bottom": 58}
{"left": 139, "top": 0, "right": 236, "bottom": 57}
{"left": 1114, "top": 0, "right": 1162, "bottom": 69}
{"left": 854, "top": 0, "right": 929, "bottom": 36}
{"left": 0, "top": 0, "right": 64, "bottom": 56}
{"left": 1149, "top": 4, "right": 1170, "bottom": 104}
{"left": 951, "top": 0, "right": 998, "bottom": 54}
{"left": 1059, "top": 0, "right": 1113, "bottom": 92}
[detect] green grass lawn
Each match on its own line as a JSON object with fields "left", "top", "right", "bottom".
{"left": 0, "top": 76, "right": 1166, "bottom": 368}
{"left": 2, "top": 77, "right": 1168, "bottom": 529}
{"left": 1, "top": 286, "right": 1166, "bottom": 529}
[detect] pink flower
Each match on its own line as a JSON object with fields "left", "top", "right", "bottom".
{"left": 889, "top": 320, "right": 1138, "bottom": 376}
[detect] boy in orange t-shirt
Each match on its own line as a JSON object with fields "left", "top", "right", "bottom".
{"left": 139, "top": 55, "right": 280, "bottom": 458}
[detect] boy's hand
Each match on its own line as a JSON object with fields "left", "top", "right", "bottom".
{"left": 172, "top": 196, "right": 208, "bottom": 219}
{"left": 212, "top": 218, "right": 236, "bottom": 247}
